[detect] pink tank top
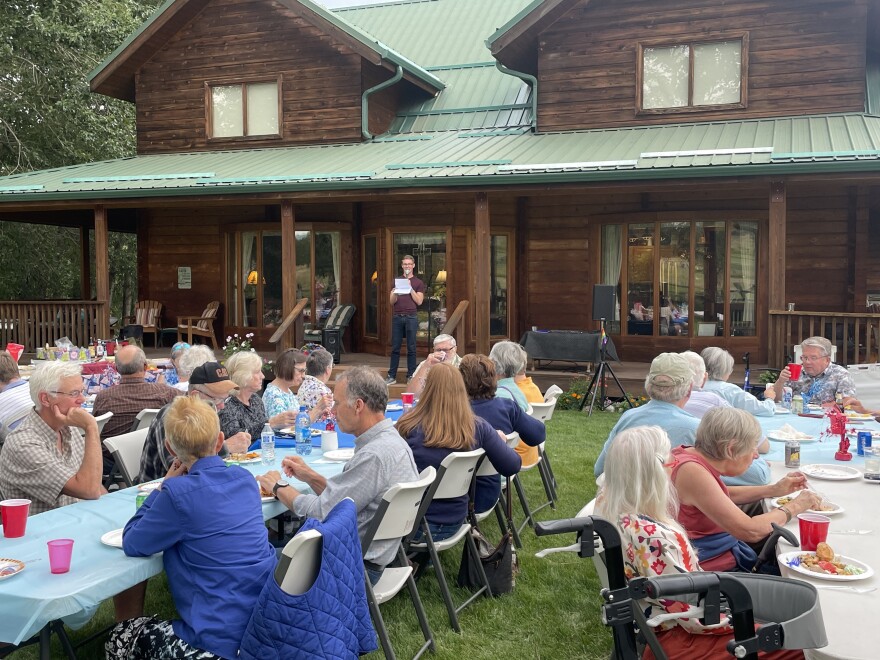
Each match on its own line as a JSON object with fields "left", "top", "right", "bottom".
{"left": 668, "top": 446, "right": 728, "bottom": 539}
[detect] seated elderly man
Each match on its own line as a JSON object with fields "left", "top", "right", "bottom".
{"left": 773, "top": 336, "right": 855, "bottom": 406}
{"left": 594, "top": 353, "right": 698, "bottom": 478}
{"left": 679, "top": 351, "right": 730, "bottom": 419}
{"left": 257, "top": 366, "right": 419, "bottom": 585}
{"left": 0, "top": 361, "right": 104, "bottom": 513}
{"left": 489, "top": 340, "right": 530, "bottom": 411}
{"left": 0, "top": 350, "right": 34, "bottom": 435}
{"left": 701, "top": 346, "right": 775, "bottom": 417}
{"left": 411, "top": 334, "right": 460, "bottom": 396}
{"left": 93, "top": 345, "right": 182, "bottom": 439}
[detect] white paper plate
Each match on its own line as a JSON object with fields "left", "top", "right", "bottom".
{"left": 774, "top": 407, "right": 791, "bottom": 415}
{"left": 780, "top": 551, "right": 873, "bottom": 581}
{"left": 770, "top": 495, "right": 843, "bottom": 515}
{"left": 227, "top": 453, "right": 261, "bottom": 464}
{"left": 138, "top": 480, "right": 162, "bottom": 492}
{"left": 100, "top": 528, "right": 124, "bottom": 548}
{"left": 311, "top": 429, "right": 322, "bottom": 436}
{"left": 323, "top": 448, "right": 354, "bottom": 462}
{"left": 0, "top": 558, "right": 25, "bottom": 580}
{"left": 767, "top": 432, "right": 815, "bottom": 443}
{"left": 845, "top": 412, "right": 874, "bottom": 420}
{"left": 800, "top": 464, "right": 863, "bottom": 480}
{"left": 386, "top": 403, "right": 403, "bottom": 412}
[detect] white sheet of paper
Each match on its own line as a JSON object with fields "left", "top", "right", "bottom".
{"left": 393, "top": 278, "right": 412, "bottom": 294}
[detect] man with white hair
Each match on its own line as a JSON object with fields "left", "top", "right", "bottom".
{"left": 594, "top": 353, "right": 698, "bottom": 478}
{"left": 679, "top": 351, "right": 730, "bottom": 419}
{"left": 773, "top": 336, "right": 855, "bottom": 405}
{"left": 410, "top": 333, "right": 460, "bottom": 395}
{"left": 0, "top": 361, "right": 104, "bottom": 514}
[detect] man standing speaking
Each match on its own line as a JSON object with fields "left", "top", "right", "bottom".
{"left": 385, "top": 255, "right": 425, "bottom": 385}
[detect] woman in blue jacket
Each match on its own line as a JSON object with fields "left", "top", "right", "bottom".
{"left": 396, "top": 362, "right": 521, "bottom": 541}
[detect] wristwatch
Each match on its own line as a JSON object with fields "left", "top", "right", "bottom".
{"left": 272, "top": 481, "right": 290, "bottom": 498}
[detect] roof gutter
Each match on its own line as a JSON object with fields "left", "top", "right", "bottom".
{"left": 494, "top": 61, "right": 537, "bottom": 131}
{"left": 362, "top": 65, "right": 403, "bottom": 140}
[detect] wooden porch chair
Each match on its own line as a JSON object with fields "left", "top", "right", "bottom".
{"left": 129, "top": 300, "right": 163, "bottom": 347}
{"left": 304, "top": 303, "right": 356, "bottom": 352}
{"left": 177, "top": 301, "right": 220, "bottom": 350}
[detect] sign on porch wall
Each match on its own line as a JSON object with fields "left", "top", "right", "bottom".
{"left": 177, "top": 267, "right": 192, "bottom": 290}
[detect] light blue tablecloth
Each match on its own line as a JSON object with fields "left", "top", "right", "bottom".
{"left": 757, "top": 410, "right": 880, "bottom": 466}
{"left": 0, "top": 450, "right": 343, "bottom": 645}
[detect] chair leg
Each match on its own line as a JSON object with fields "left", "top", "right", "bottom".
{"left": 512, "top": 474, "right": 536, "bottom": 535}
{"left": 364, "top": 577, "right": 396, "bottom": 660}
{"left": 537, "top": 459, "right": 557, "bottom": 509}
{"left": 541, "top": 447, "right": 559, "bottom": 497}
{"left": 422, "top": 528, "right": 461, "bottom": 633}
{"left": 210, "top": 332, "right": 219, "bottom": 351}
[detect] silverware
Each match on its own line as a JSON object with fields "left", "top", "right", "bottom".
{"left": 814, "top": 586, "right": 876, "bottom": 594}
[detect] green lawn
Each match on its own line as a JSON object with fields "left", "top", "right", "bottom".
{"left": 10, "top": 410, "right": 619, "bottom": 660}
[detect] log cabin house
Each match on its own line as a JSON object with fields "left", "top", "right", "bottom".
{"left": 2, "top": 0, "right": 880, "bottom": 365}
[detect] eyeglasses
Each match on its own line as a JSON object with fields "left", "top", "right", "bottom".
{"left": 801, "top": 355, "right": 829, "bottom": 363}
{"left": 435, "top": 345, "right": 455, "bottom": 352}
{"left": 294, "top": 367, "right": 307, "bottom": 375}
{"left": 49, "top": 389, "right": 87, "bottom": 398}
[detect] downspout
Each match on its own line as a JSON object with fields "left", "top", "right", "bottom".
{"left": 362, "top": 64, "right": 403, "bottom": 140}
{"left": 494, "top": 60, "right": 538, "bottom": 131}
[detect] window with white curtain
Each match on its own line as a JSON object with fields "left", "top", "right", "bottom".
{"left": 209, "top": 80, "right": 280, "bottom": 138}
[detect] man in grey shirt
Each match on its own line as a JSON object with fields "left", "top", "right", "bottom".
{"left": 257, "top": 366, "right": 418, "bottom": 581}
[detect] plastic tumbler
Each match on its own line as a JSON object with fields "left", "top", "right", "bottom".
{"left": 401, "top": 392, "right": 415, "bottom": 410}
{"left": 321, "top": 430, "right": 338, "bottom": 452}
{"left": 798, "top": 513, "right": 831, "bottom": 551}
{"left": 47, "top": 539, "right": 75, "bottom": 574}
{"left": 788, "top": 363, "right": 802, "bottom": 381}
{"left": 0, "top": 499, "right": 31, "bottom": 538}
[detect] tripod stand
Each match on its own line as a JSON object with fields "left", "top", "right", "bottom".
{"left": 579, "top": 319, "right": 634, "bottom": 416}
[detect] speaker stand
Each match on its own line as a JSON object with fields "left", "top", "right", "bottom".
{"left": 578, "top": 319, "right": 634, "bottom": 416}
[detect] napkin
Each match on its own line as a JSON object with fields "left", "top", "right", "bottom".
{"left": 771, "top": 424, "right": 813, "bottom": 440}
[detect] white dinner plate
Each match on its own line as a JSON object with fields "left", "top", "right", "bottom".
{"left": 227, "top": 454, "right": 261, "bottom": 464}
{"left": 845, "top": 411, "right": 875, "bottom": 420}
{"left": 100, "top": 529, "right": 124, "bottom": 548}
{"left": 386, "top": 403, "right": 403, "bottom": 412}
{"left": 770, "top": 495, "right": 843, "bottom": 515}
{"left": 0, "top": 558, "right": 25, "bottom": 580}
{"left": 779, "top": 551, "right": 873, "bottom": 581}
{"left": 800, "top": 464, "right": 863, "bottom": 480}
{"left": 767, "top": 431, "right": 815, "bottom": 443}
{"left": 323, "top": 448, "right": 354, "bottom": 462}
{"left": 138, "top": 480, "right": 162, "bottom": 492}
{"left": 774, "top": 407, "right": 791, "bottom": 415}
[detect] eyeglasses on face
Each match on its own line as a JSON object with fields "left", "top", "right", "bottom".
{"left": 49, "top": 389, "right": 87, "bottom": 398}
{"left": 294, "top": 366, "right": 307, "bottom": 375}
{"left": 801, "top": 354, "right": 829, "bottom": 363}
{"left": 435, "top": 345, "right": 455, "bottom": 352}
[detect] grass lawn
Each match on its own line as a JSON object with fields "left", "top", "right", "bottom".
{"left": 9, "top": 410, "right": 620, "bottom": 660}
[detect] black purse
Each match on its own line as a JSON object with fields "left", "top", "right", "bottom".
{"left": 457, "top": 475, "right": 517, "bottom": 596}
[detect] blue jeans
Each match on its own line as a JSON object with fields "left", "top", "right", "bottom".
{"left": 388, "top": 313, "right": 418, "bottom": 378}
{"left": 411, "top": 521, "right": 463, "bottom": 543}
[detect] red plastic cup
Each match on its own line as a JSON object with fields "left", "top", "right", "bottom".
{"left": 788, "top": 363, "right": 803, "bottom": 381}
{"left": 0, "top": 499, "right": 31, "bottom": 538}
{"left": 798, "top": 513, "right": 831, "bottom": 551}
{"left": 5, "top": 343, "right": 24, "bottom": 363}
{"left": 401, "top": 392, "right": 415, "bottom": 406}
{"left": 47, "top": 539, "right": 75, "bottom": 574}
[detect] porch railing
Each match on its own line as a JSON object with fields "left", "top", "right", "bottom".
{"left": 0, "top": 301, "right": 103, "bottom": 351}
{"left": 269, "top": 298, "right": 309, "bottom": 357}
{"left": 441, "top": 300, "right": 469, "bottom": 350}
{"left": 769, "top": 310, "right": 880, "bottom": 367}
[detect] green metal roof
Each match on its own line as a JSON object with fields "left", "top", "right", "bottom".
{"left": 3, "top": 114, "right": 880, "bottom": 202}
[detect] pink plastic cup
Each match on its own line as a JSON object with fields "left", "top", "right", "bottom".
{"left": 1, "top": 499, "right": 31, "bottom": 538}
{"left": 798, "top": 513, "right": 830, "bottom": 551}
{"left": 5, "top": 343, "right": 24, "bottom": 363}
{"left": 401, "top": 392, "right": 415, "bottom": 406}
{"left": 788, "top": 363, "right": 803, "bottom": 381}
{"left": 47, "top": 539, "right": 75, "bottom": 574}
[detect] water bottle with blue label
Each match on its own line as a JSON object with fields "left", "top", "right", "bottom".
{"left": 261, "top": 423, "right": 275, "bottom": 465}
{"left": 295, "top": 406, "right": 312, "bottom": 456}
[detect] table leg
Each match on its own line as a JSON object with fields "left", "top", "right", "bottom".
{"left": 38, "top": 625, "right": 50, "bottom": 660}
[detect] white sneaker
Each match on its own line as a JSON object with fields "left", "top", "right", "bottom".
{"left": 384, "top": 376, "right": 397, "bottom": 385}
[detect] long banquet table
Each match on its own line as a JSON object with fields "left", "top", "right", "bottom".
{"left": 0, "top": 448, "right": 345, "bottom": 651}
{"left": 758, "top": 411, "right": 880, "bottom": 660}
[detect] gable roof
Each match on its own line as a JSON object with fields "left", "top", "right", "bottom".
{"left": 486, "top": 0, "right": 582, "bottom": 74}
{"left": 88, "top": 0, "right": 444, "bottom": 102}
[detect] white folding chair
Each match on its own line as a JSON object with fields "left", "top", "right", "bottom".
{"left": 131, "top": 408, "right": 160, "bottom": 432}
{"left": 275, "top": 529, "right": 323, "bottom": 595}
{"left": 93, "top": 411, "right": 113, "bottom": 435}
{"left": 406, "top": 448, "right": 488, "bottom": 632}
{"left": 847, "top": 363, "right": 880, "bottom": 409}
{"left": 360, "top": 467, "right": 436, "bottom": 660}
{"left": 102, "top": 427, "right": 149, "bottom": 487}
{"left": 474, "top": 442, "right": 523, "bottom": 549}
{"left": 544, "top": 384, "right": 563, "bottom": 402}
{"left": 527, "top": 399, "right": 559, "bottom": 498}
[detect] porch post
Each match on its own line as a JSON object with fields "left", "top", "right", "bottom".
{"left": 281, "top": 199, "right": 299, "bottom": 351}
{"left": 94, "top": 205, "right": 110, "bottom": 339}
{"left": 768, "top": 181, "right": 786, "bottom": 365}
{"left": 79, "top": 226, "right": 91, "bottom": 300}
{"left": 475, "top": 192, "right": 491, "bottom": 354}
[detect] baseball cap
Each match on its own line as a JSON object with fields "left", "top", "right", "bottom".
{"left": 188, "top": 361, "right": 238, "bottom": 397}
{"left": 647, "top": 353, "right": 693, "bottom": 386}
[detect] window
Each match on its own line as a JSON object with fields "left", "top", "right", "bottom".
{"left": 208, "top": 80, "right": 280, "bottom": 139}
{"left": 639, "top": 36, "right": 746, "bottom": 113}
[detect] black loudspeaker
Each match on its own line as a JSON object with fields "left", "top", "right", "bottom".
{"left": 322, "top": 328, "right": 342, "bottom": 364}
{"left": 592, "top": 285, "right": 617, "bottom": 321}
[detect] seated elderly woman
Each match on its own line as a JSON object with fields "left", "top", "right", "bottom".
{"left": 296, "top": 347, "right": 335, "bottom": 420}
{"left": 488, "top": 341, "right": 530, "bottom": 412}
{"left": 667, "top": 407, "right": 820, "bottom": 573}
{"left": 108, "top": 396, "right": 276, "bottom": 660}
{"left": 220, "top": 351, "right": 298, "bottom": 445}
{"left": 460, "top": 354, "right": 545, "bottom": 512}
{"left": 597, "top": 425, "right": 805, "bottom": 660}
{"left": 701, "top": 346, "right": 775, "bottom": 417}
{"left": 262, "top": 349, "right": 329, "bottom": 425}
{"left": 166, "top": 344, "right": 214, "bottom": 392}
{"left": 397, "top": 362, "right": 520, "bottom": 541}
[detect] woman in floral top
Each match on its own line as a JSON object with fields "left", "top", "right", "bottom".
{"left": 597, "top": 426, "right": 803, "bottom": 659}
{"left": 298, "top": 348, "right": 334, "bottom": 421}
{"left": 261, "top": 349, "right": 329, "bottom": 425}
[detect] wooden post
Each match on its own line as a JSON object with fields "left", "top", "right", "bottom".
{"left": 281, "top": 200, "right": 298, "bottom": 350}
{"left": 474, "top": 192, "right": 491, "bottom": 355}
{"left": 768, "top": 181, "right": 787, "bottom": 365}
{"left": 94, "top": 206, "right": 110, "bottom": 339}
{"left": 79, "top": 226, "right": 91, "bottom": 300}
{"left": 515, "top": 197, "right": 529, "bottom": 340}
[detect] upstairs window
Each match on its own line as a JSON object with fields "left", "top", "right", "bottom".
{"left": 638, "top": 36, "right": 747, "bottom": 113}
{"left": 207, "top": 80, "right": 280, "bottom": 139}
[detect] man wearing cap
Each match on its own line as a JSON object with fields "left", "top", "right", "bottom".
{"left": 594, "top": 353, "right": 699, "bottom": 478}
{"left": 137, "top": 362, "right": 250, "bottom": 483}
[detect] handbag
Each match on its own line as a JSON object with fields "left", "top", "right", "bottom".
{"left": 456, "top": 474, "right": 517, "bottom": 596}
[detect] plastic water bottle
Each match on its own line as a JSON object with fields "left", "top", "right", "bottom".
{"left": 295, "top": 406, "right": 312, "bottom": 456}
{"left": 260, "top": 423, "right": 275, "bottom": 465}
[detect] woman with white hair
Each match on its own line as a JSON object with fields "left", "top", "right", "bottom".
{"left": 701, "top": 347, "right": 775, "bottom": 417}
{"left": 169, "top": 344, "right": 215, "bottom": 392}
{"left": 488, "top": 341, "right": 530, "bottom": 411}
{"left": 597, "top": 426, "right": 805, "bottom": 660}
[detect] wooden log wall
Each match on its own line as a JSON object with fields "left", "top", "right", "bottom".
{"left": 538, "top": 0, "right": 868, "bottom": 131}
